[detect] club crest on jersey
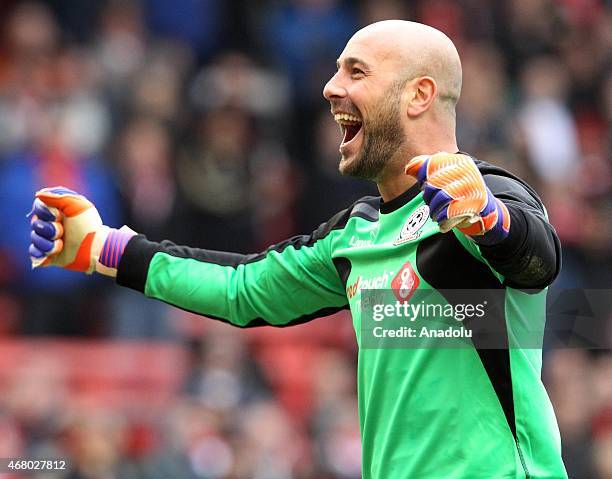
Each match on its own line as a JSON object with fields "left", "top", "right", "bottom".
{"left": 394, "top": 205, "right": 429, "bottom": 245}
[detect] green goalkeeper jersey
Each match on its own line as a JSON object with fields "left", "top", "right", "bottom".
{"left": 117, "top": 159, "right": 567, "bottom": 479}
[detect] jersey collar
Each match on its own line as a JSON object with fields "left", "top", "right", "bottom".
{"left": 379, "top": 182, "right": 421, "bottom": 214}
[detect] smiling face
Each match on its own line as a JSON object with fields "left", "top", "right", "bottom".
{"left": 322, "top": 21, "right": 463, "bottom": 185}
{"left": 323, "top": 31, "right": 409, "bottom": 180}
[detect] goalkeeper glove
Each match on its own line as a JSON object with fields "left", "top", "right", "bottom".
{"left": 28, "top": 187, "right": 136, "bottom": 277}
{"left": 405, "top": 152, "right": 510, "bottom": 245}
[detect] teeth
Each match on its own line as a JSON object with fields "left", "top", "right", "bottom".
{"left": 334, "top": 113, "right": 361, "bottom": 124}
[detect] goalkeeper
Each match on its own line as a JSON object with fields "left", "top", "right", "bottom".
{"left": 28, "top": 21, "right": 567, "bottom": 479}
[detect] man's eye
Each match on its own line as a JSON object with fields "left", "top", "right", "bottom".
{"left": 352, "top": 68, "right": 365, "bottom": 76}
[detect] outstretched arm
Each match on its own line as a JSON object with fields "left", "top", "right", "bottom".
{"left": 29, "top": 187, "right": 349, "bottom": 327}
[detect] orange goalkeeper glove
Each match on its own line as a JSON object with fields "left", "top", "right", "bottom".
{"left": 28, "top": 187, "right": 136, "bottom": 276}
{"left": 405, "top": 152, "right": 510, "bottom": 244}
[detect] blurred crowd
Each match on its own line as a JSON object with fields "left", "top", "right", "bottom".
{"left": 0, "top": 0, "right": 610, "bottom": 477}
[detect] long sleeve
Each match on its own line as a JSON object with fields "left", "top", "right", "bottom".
{"left": 115, "top": 212, "right": 350, "bottom": 328}
{"left": 478, "top": 172, "right": 562, "bottom": 289}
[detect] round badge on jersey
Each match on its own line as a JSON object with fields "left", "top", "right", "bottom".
{"left": 394, "top": 205, "right": 429, "bottom": 246}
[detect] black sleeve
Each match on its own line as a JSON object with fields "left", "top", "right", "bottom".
{"left": 477, "top": 174, "right": 562, "bottom": 289}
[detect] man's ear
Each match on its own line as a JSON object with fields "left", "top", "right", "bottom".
{"left": 406, "top": 77, "right": 437, "bottom": 117}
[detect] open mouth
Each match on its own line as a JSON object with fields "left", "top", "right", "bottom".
{"left": 334, "top": 113, "right": 363, "bottom": 149}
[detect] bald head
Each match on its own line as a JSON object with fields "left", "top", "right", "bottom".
{"left": 323, "top": 20, "right": 462, "bottom": 187}
{"left": 349, "top": 20, "right": 462, "bottom": 111}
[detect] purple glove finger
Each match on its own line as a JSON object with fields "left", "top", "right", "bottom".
{"left": 29, "top": 244, "right": 46, "bottom": 259}
{"left": 44, "top": 187, "right": 80, "bottom": 196}
{"left": 28, "top": 199, "right": 57, "bottom": 222}
{"left": 422, "top": 182, "right": 441, "bottom": 205}
{"left": 31, "top": 230, "right": 55, "bottom": 253}
{"left": 428, "top": 189, "right": 454, "bottom": 223}
{"left": 32, "top": 220, "right": 59, "bottom": 240}
{"left": 415, "top": 158, "right": 429, "bottom": 186}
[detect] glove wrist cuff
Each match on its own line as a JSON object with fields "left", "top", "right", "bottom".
{"left": 95, "top": 226, "right": 137, "bottom": 277}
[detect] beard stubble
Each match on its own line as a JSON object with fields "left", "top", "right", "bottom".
{"left": 339, "top": 80, "right": 407, "bottom": 181}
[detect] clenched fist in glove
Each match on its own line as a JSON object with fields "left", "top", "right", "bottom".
{"left": 28, "top": 187, "right": 136, "bottom": 277}
{"left": 405, "top": 152, "right": 510, "bottom": 245}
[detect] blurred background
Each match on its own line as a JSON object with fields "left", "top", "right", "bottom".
{"left": 0, "top": 0, "right": 610, "bottom": 477}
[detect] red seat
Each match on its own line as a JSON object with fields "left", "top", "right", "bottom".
{"left": 0, "top": 339, "right": 187, "bottom": 412}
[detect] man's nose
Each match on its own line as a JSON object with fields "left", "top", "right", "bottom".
{"left": 323, "top": 73, "right": 347, "bottom": 101}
